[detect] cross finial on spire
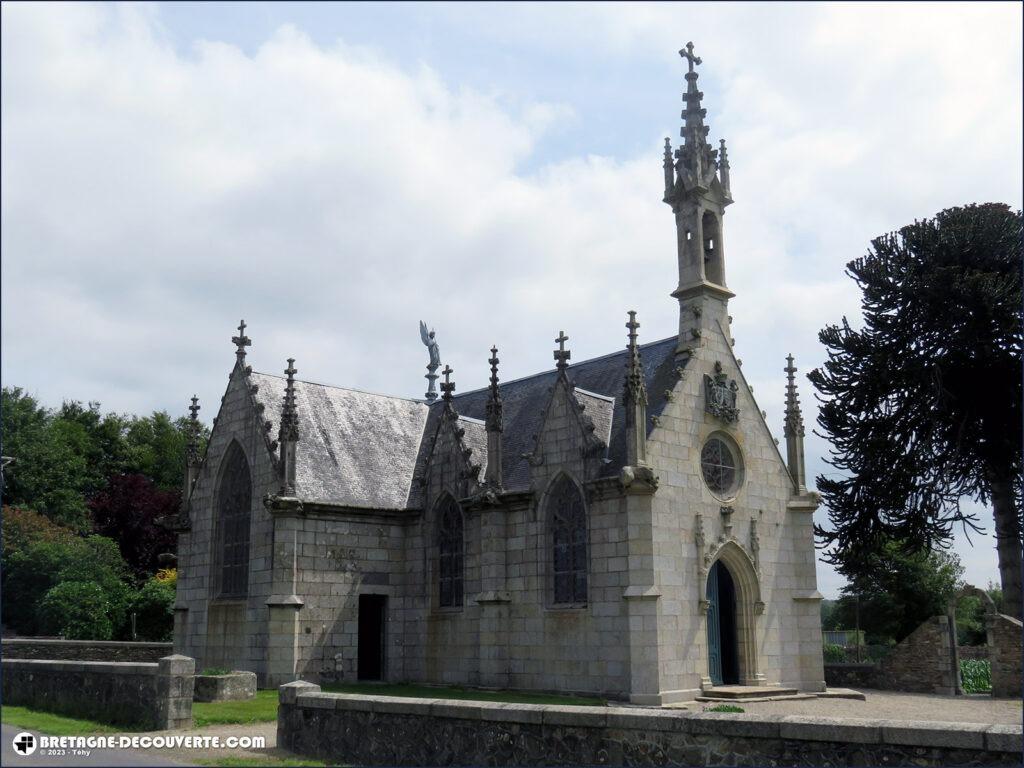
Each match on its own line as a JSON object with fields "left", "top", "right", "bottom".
{"left": 440, "top": 364, "right": 455, "bottom": 402}
{"left": 232, "top": 319, "right": 251, "bottom": 362}
{"left": 554, "top": 331, "right": 571, "bottom": 372}
{"left": 680, "top": 41, "right": 701, "bottom": 72}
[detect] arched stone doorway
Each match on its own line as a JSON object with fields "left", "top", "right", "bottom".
{"left": 701, "top": 541, "right": 764, "bottom": 688}
{"left": 706, "top": 560, "right": 740, "bottom": 685}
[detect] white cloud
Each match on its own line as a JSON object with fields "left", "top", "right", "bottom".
{"left": 2, "top": 2, "right": 1019, "bottom": 596}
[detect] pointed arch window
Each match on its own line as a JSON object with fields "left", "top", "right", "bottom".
{"left": 437, "top": 497, "right": 464, "bottom": 608}
{"left": 217, "top": 443, "right": 252, "bottom": 598}
{"left": 549, "top": 476, "right": 588, "bottom": 605}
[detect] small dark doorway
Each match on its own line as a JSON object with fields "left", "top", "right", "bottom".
{"left": 706, "top": 560, "right": 740, "bottom": 685}
{"left": 357, "top": 594, "right": 387, "bottom": 681}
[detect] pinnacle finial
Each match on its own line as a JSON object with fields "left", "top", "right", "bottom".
{"left": 279, "top": 358, "right": 299, "bottom": 442}
{"left": 624, "top": 311, "right": 647, "bottom": 406}
{"left": 488, "top": 346, "right": 500, "bottom": 393}
{"left": 554, "top": 331, "right": 571, "bottom": 372}
{"left": 185, "top": 395, "right": 201, "bottom": 466}
{"left": 232, "top": 319, "right": 251, "bottom": 362}
{"left": 784, "top": 353, "right": 804, "bottom": 438}
{"left": 486, "top": 346, "right": 503, "bottom": 434}
{"left": 440, "top": 364, "right": 455, "bottom": 402}
{"left": 719, "top": 138, "right": 730, "bottom": 168}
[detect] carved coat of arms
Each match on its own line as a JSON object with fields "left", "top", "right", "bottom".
{"left": 704, "top": 361, "right": 740, "bottom": 423}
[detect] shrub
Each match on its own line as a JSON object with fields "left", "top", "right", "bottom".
{"left": 129, "top": 577, "right": 176, "bottom": 641}
{"left": 1, "top": 534, "right": 133, "bottom": 636}
{"left": 38, "top": 581, "right": 114, "bottom": 640}
{"left": 154, "top": 568, "right": 177, "bottom": 588}
{"left": 823, "top": 643, "right": 847, "bottom": 663}
{"left": 960, "top": 659, "right": 992, "bottom": 693}
{"left": 704, "top": 704, "right": 744, "bottom": 713}
{"left": 201, "top": 668, "right": 231, "bottom": 676}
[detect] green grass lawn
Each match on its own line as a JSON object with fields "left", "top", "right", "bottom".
{"left": 192, "top": 689, "right": 280, "bottom": 727}
{"left": 321, "top": 682, "right": 606, "bottom": 706}
{"left": 1, "top": 705, "right": 137, "bottom": 736}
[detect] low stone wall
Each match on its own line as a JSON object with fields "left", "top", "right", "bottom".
{"left": 2, "top": 655, "right": 194, "bottom": 730}
{"left": 989, "top": 613, "right": 1022, "bottom": 698}
{"left": 2, "top": 638, "right": 173, "bottom": 662}
{"left": 194, "top": 670, "right": 257, "bottom": 702}
{"left": 277, "top": 683, "right": 1022, "bottom": 767}
{"left": 825, "top": 617, "right": 955, "bottom": 694}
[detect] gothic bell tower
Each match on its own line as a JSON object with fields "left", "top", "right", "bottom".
{"left": 663, "top": 42, "right": 734, "bottom": 356}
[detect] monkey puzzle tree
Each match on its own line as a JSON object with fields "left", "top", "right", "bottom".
{"left": 810, "top": 203, "right": 1022, "bottom": 619}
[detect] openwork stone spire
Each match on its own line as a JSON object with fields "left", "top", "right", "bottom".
{"left": 232, "top": 319, "right": 251, "bottom": 364}
{"left": 783, "top": 354, "right": 807, "bottom": 492}
{"left": 554, "top": 331, "right": 571, "bottom": 374}
{"left": 623, "top": 311, "right": 648, "bottom": 468}
{"left": 485, "top": 346, "right": 504, "bottom": 488}
{"left": 278, "top": 358, "right": 299, "bottom": 496}
{"left": 675, "top": 41, "right": 717, "bottom": 188}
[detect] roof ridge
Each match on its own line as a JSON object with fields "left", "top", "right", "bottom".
{"left": 455, "top": 334, "right": 679, "bottom": 398}
{"left": 250, "top": 371, "right": 429, "bottom": 405}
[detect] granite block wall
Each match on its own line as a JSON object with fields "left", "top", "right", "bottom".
{"left": 989, "top": 613, "right": 1022, "bottom": 698}
{"left": 2, "top": 655, "right": 194, "bottom": 730}
{"left": 277, "top": 683, "right": 1021, "bottom": 768}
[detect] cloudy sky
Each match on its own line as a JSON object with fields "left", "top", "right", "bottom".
{"left": 3, "top": 2, "right": 1021, "bottom": 597}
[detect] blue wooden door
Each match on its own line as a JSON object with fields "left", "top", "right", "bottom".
{"left": 706, "top": 561, "right": 723, "bottom": 685}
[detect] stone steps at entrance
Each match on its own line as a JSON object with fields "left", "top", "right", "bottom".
{"left": 700, "top": 685, "right": 800, "bottom": 700}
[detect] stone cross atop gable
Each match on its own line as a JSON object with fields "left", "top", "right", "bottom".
{"left": 440, "top": 364, "right": 455, "bottom": 402}
{"left": 554, "top": 331, "right": 571, "bottom": 372}
{"left": 232, "top": 319, "right": 251, "bottom": 362}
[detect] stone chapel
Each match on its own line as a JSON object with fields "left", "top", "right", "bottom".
{"left": 173, "top": 45, "right": 826, "bottom": 704}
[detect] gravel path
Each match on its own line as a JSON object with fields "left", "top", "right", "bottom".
{"left": 723, "top": 690, "right": 1022, "bottom": 724}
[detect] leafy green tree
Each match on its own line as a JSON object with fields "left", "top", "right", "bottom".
{"left": 810, "top": 203, "right": 1023, "bottom": 619}
{"left": 38, "top": 581, "right": 114, "bottom": 640}
{"left": 1, "top": 506, "right": 76, "bottom": 559}
{"left": 1, "top": 388, "right": 92, "bottom": 531}
{"left": 831, "top": 538, "right": 964, "bottom": 643}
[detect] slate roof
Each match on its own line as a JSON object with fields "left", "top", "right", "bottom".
{"left": 447, "top": 335, "right": 681, "bottom": 491}
{"left": 247, "top": 334, "right": 680, "bottom": 509}
{"left": 249, "top": 373, "right": 429, "bottom": 510}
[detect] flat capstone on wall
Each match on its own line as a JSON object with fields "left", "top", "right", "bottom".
{"left": 1, "top": 639, "right": 174, "bottom": 663}
{"left": 277, "top": 682, "right": 1023, "bottom": 768}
